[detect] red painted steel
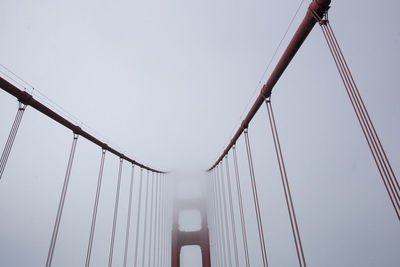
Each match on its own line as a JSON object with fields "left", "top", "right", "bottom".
{"left": 0, "top": 77, "right": 165, "bottom": 173}
{"left": 208, "top": 0, "right": 331, "bottom": 170}
{"left": 171, "top": 198, "right": 211, "bottom": 267}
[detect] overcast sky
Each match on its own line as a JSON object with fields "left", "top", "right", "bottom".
{"left": 1, "top": 0, "right": 400, "bottom": 266}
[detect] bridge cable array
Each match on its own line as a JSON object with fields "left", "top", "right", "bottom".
{"left": 1, "top": 0, "right": 399, "bottom": 265}
{"left": 207, "top": 0, "right": 398, "bottom": 266}
{"left": 311, "top": 10, "right": 400, "bottom": 221}
{"left": 209, "top": 104, "right": 308, "bottom": 266}
{"left": 0, "top": 83, "right": 169, "bottom": 266}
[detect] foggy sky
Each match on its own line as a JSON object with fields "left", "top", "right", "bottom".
{"left": 1, "top": 0, "right": 400, "bottom": 266}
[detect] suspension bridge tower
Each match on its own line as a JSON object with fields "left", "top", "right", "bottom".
{"left": 171, "top": 197, "right": 211, "bottom": 267}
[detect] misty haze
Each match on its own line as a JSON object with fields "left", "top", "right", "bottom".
{"left": 1, "top": 0, "right": 399, "bottom": 266}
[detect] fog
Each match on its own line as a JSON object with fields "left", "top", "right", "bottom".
{"left": 1, "top": 0, "right": 400, "bottom": 266}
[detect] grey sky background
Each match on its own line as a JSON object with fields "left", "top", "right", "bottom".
{"left": 0, "top": 0, "right": 399, "bottom": 266}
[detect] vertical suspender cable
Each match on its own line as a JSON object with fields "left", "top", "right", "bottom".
{"left": 160, "top": 175, "right": 165, "bottom": 267}
{"left": 46, "top": 133, "right": 78, "bottom": 267}
{"left": 153, "top": 174, "right": 160, "bottom": 267}
{"left": 212, "top": 168, "right": 223, "bottom": 267}
{"left": 232, "top": 145, "right": 251, "bottom": 267}
{"left": 326, "top": 21, "right": 400, "bottom": 217}
{"left": 122, "top": 164, "right": 135, "bottom": 267}
{"left": 133, "top": 168, "right": 144, "bottom": 267}
{"left": 216, "top": 165, "right": 227, "bottom": 267}
{"left": 85, "top": 148, "right": 106, "bottom": 267}
{"left": 157, "top": 174, "right": 163, "bottom": 266}
{"left": 166, "top": 175, "right": 170, "bottom": 267}
{"left": 219, "top": 160, "right": 233, "bottom": 267}
{"left": 141, "top": 171, "right": 151, "bottom": 267}
{"left": 209, "top": 170, "right": 216, "bottom": 266}
{"left": 310, "top": 10, "right": 400, "bottom": 221}
{"left": 158, "top": 174, "right": 163, "bottom": 267}
{"left": 322, "top": 13, "right": 400, "bottom": 214}
{"left": 162, "top": 174, "right": 168, "bottom": 267}
{"left": 147, "top": 172, "right": 156, "bottom": 267}
{"left": 244, "top": 129, "right": 269, "bottom": 267}
{"left": 157, "top": 174, "right": 163, "bottom": 267}
{"left": 207, "top": 172, "right": 216, "bottom": 267}
{"left": 206, "top": 173, "right": 213, "bottom": 266}
{"left": 213, "top": 169, "right": 222, "bottom": 267}
{"left": 225, "top": 155, "right": 240, "bottom": 267}
{"left": 108, "top": 158, "right": 123, "bottom": 267}
{"left": 265, "top": 98, "right": 306, "bottom": 266}
{"left": 0, "top": 102, "right": 26, "bottom": 180}
{"left": 153, "top": 174, "right": 162, "bottom": 266}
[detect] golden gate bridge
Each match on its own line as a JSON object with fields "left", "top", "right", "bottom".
{"left": 0, "top": 0, "right": 399, "bottom": 266}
